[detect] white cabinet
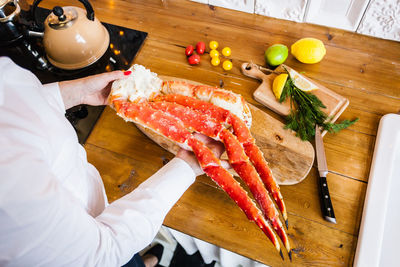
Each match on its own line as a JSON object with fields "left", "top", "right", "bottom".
{"left": 304, "top": 0, "right": 370, "bottom": 31}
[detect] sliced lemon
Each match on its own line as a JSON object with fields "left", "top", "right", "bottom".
{"left": 272, "top": 74, "right": 288, "bottom": 100}
{"left": 287, "top": 68, "right": 318, "bottom": 92}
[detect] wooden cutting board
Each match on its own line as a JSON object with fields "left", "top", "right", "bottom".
{"left": 136, "top": 76, "right": 314, "bottom": 185}
{"left": 241, "top": 63, "right": 349, "bottom": 136}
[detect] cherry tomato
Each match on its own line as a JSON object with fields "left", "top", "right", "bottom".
{"left": 188, "top": 54, "right": 201, "bottom": 65}
{"left": 209, "top": 49, "right": 219, "bottom": 58}
{"left": 222, "top": 47, "right": 231, "bottom": 57}
{"left": 196, "top": 42, "right": 206, "bottom": 55}
{"left": 211, "top": 57, "right": 220, "bottom": 66}
{"left": 185, "top": 45, "right": 194, "bottom": 56}
{"left": 222, "top": 60, "right": 233, "bottom": 71}
{"left": 209, "top": 41, "right": 219, "bottom": 50}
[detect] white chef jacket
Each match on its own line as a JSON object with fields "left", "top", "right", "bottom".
{"left": 0, "top": 57, "right": 196, "bottom": 267}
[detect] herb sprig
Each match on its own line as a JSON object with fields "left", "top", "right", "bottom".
{"left": 279, "top": 69, "right": 358, "bottom": 141}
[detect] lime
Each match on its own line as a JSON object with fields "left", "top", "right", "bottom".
{"left": 291, "top": 38, "right": 326, "bottom": 64}
{"left": 272, "top": 74, "right": 288, "bottom": 100}
{"left": 264, "top": 44, "right": 288, "bottom": 67}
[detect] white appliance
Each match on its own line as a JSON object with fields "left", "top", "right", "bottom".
{"left": 354, "top": 113, "right": 400, "bottom": 266}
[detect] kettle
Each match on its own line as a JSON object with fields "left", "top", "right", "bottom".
{"left": 0, "top": 0, "right": 23, "bottom": 44}
{"left": 31, "top": 0, "right": 110, "bottom": 70}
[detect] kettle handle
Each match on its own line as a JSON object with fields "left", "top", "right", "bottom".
{"left": 31, "top": 0, "right": 95, "bottom": 26}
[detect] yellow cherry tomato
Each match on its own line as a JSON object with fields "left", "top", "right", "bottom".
{"left": 222, "top": 60, "right": 233, "bottom": 71}
{"left": 211, "top": 57, "right": 220, "bottom": 66}
{"left": 209, "top": 41, "right": 219, "bottom": 50}
{"left": 209, "top": 49, "right": 219, "bottom": 58}
{"left": 222, "top": 47, "right": 231, "bottom": 57}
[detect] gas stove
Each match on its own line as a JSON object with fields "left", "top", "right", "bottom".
{"left": 0, "top": 7, "right": 147, "bottom": 144}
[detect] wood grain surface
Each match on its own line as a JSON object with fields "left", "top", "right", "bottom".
{"left": 33, "top": 0, "right": 400, "bottom": 266}
{"left": 137, "top": 75, "right": 314, "bottom": 185}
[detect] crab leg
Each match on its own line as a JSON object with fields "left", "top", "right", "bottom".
{"left": 219, "top": 129, "right": 290, "bottom": 257}
{"left": 155, "top": 94, "right": 288, "bottom": 226}
{"left": 150, "top": 101, "right": 291, "bottom": 255}
{"left": 112, "top": 99, "right": 283, "bottom": 257}
{"left": 188, "top": 137, "right": 283, "bottom": 259}
{"left": 229, "top": 114, "right": 289, "bottom": 229}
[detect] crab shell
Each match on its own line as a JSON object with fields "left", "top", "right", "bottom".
{"left": 110, "top": 65, "right": 252, "bottom": 127}
{"left": 110, "top": 65, "right": 252, "bottom": 154}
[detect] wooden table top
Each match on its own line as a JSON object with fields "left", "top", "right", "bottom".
{"left": 39, "top": 0, "right": 400, "bottom": 265}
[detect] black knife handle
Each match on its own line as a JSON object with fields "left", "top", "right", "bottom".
{"left": 318, "top": 176, "right": 336, "bottom": 223}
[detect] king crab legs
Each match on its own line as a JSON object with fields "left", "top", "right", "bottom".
{"left": 112, "top": 98, "right": 284, "bottom": 258}
{"left": 149, "top": 101, "right": 291, "bottom": 257}
{"left": 109, "top": 66, "right": 291, "bottom": 260}
{"left": 158, "top": 89, "right": 288, "bottom": 227}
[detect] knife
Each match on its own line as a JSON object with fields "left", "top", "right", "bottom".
{"left": 315, "top": 125, "right": 336, "bottom": 224}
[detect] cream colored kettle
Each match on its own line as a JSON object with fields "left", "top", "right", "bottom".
{"left": 31, "top": 0, "right": 109, "bottom": 70}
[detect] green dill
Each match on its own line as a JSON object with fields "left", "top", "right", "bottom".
{"left": 280, "top": 68, "right": 358, "bottom": 141}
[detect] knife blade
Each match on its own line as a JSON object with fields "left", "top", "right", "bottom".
{"left": 315, "top": 125, "right": 336, "bottom": 224}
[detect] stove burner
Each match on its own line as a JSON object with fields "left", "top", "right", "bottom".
{"left": 0, "top": 7, "right": 147, "bottom": 144}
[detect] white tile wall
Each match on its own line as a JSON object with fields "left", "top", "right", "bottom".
{"left": 357, "top": 0, "right": 400, "bottom": 41}
{"left": 189, "top": 0, "right": 400, "bottom": 41}
{"left": 304, "top": 0, "right": 370, "bottom": 31}
{"left": 255, "top": 0, "right": 308, "bottom": 22}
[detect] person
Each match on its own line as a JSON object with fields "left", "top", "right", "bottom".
{"left": 0, "top": 57, "right": 226, "bottom": 267}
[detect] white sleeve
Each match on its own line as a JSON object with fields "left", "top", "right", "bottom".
{"left": 0, "top": 57, "right": 197, "bottom": 266}
{"left": 42, "top": 82, "right": 65, "bottom": 114}
{"left": 94, "top": 157, "right": 196, "bottom": 265}
{"left": 0, "top": 146, "right": 195, "bottom": 267}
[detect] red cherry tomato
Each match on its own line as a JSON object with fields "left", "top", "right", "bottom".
{"left": 196, "top": 42, "right": 206, "bottom": 55}
{"left": 185, "top": 45, "right": 194, "bottom": 56}
{"left": 188, "top": 54, "right": 201, "bottom": 65}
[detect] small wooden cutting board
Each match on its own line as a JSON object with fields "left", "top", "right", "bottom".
{"left": 241, "top": 63, "right": 349, "bottom": 136}
{"left": 136, "top": 76, "right": 314, "bottom": 185}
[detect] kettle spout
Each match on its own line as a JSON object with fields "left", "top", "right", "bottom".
{"left": 27, "top": 30, "right": 44, "bottom": 38}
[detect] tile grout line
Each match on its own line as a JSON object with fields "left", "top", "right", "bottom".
{"left": 355, "top": 0, "right": 372, "bottom": 33}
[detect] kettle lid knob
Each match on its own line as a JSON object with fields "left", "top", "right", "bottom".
{"left": 46, "top": 6, "right": 77, "bottom": 29}
{"left": 52, "top": 6, "right": 66, "bottom": 21}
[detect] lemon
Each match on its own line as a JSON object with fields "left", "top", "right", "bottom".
{"left": 287, "top": 68, "right": 318, "bottom": 92}
{"left": 291, "top": 38, "right": 326, "bottom": 64}
{"left": 272, "top": 74, "right": 288, "bottom": 100}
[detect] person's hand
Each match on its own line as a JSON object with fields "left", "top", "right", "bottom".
{"left": 176, "top": 133, "right": 230, "bottom": 176}
{"left": 58, "top": 70, "right": 130, "bottom": 109}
